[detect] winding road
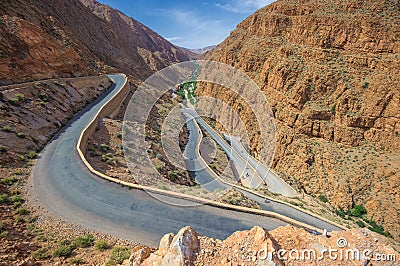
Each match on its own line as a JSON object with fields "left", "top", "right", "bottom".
{"left": 29, "top": 74, "right": 291, "bottom": 247}
{"left": 180, "top": 109, "right": 341, "bottom": 233}
{"left": 224, "top": 135, "right": 297, "bottom": 197}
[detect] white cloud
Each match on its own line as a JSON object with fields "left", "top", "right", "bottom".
{"left": 154, "top": 8, "right": 224, "bottom": 31}
{"left": 150, "top": 8, "right": 230, "bottom": 48}
{"left": 166, "top": 37, "right": 183, "bottom": 42}
{"left": 216, "top": 0, "right": 273, "bottom": 13}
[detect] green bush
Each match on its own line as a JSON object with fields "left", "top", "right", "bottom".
{"left": 0, "top": 194, "right": 8, "bottom": 203}
{"left": 368, "top": 224, "right": 387, "bottom": 236}
{"left": 9, "top": 98, "right": 20, "bottom": 106}
{"left": 11, "top": 194, "right": 24, "bottom": 203}
{"left": 100, "top": 144, "right": 109, "bottom": 152}
{"left": 69, "top": 257, "right": 84, "bottom": 265}
{"left": 364, "top": 219, "right": 392, "bottom": 237}
{"left": 74, "top": 234, "right": 95, "bottom": 248}
{"left": 2, "top": 125, "right": 12, "bottom": 132}
{"left": 14, "top": 215, "right": 24, "bottom": 222}
{"left": 0, "top": 230, "right": 8, "bottom": 237}
{"left": 27, "top": 216, "right": 37, "bottom": 223}
{"left": 14, "top": 207, "right": 29, "bottom": 215}
{"left": 32, "top": 247, "right": 50, "bottom": 260}
{"left": 27, "top": 151, "right": 38, "bottom": 159}
{"left": 14, "top": 169, "right": 26, "bottom": 175}
{"left": 167, "top": 171, "right": 177, "bottom": 181}
{"left": 289, "top": 201, "right": 304, "bottom": 207}
{"left": 0, "top": 145, "right": 7, "bottom": 152}
{"left": 53, "top": 244, "right": 74, "bottom": 258}
{"left": 350, "top": 205, "right": 367, "bottom": 217}
{"left": 12, "top": 194, "right": 24, "bottom": 208}
{"left": 13, "top": 201, "right": 22, "bottom": 208}
{"left": 106, "top": 246, "right": 130, "bottom": 266}
{"left": 15, "top": 94, "right": 24, "bottom": 101}
{"left": 318, "top": 195, "right": 329, "bottom": 203}
{"left": 356, "top": 220, "right": 365, "bottom": 228}
{"left": 95, "top": 239, "right": 111, "bottom": 251}
{"left": 335, "top": 208, "right": 348, "bottom": 219}
{"left": 0, "top": 222, "right": 7, "bottom": 238}
{"left": 0, "top": 177, "right": 18, "bottom": 186}
{"left": 36, "top": 235, "right": 47, "bottom": 242}
{"left": 38, "top": 93, "right": 49, "bottom": 102}
{"left": 0, "top": 105, "right": 9, "bottom": 111}
{"left": 158, "top": 184, "right": 167, "bottom": 190}
{"left": 331, "top": 104, "right": 336, "bottom": 114}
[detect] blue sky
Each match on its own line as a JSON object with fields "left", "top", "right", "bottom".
{"left": 97, "top": 0, "right": 274, "bottom": 49}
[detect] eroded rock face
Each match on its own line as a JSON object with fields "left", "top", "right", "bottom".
{"left": 135, "top": 226, "right": 200, "bottom": 266}
{"left": 0, "top": 76, "right": 111, "bottom": 166}
{"left": 0, "top": 15, "right": 89, "bottom": 85}
{"left": 0, "top": 0, "right": 196, "bottom": 85}
{"left": 79, "top": 0, "right": 197, "bottom": 71}
{"left": 200, "top": 0, "right": 400, "bottom": 239}
{"left": 127, "top": 246, "right": 154, "bottom": 266}
{"left": 133, "top": 226, "right": 399, "bottom": 265}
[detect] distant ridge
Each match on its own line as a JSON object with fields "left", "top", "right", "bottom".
{"left": 190, "top": 45, "right": 217, "bottom": 54}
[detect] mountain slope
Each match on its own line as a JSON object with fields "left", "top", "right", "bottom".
{"left": 79, "top": 0, "right": 197, "bottom": 71}
{"left": 201, "top": 0, "right": 400, "bottom": 240}
{"left": 0, "top": 1, "right": 94, "bottom": 85}
{"left": 0, "top": 0, "right": 195, "bottom": 85}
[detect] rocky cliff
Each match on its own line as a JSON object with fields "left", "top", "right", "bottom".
{"left": 79, "top": 0, "right": 196, "bottom": 71}
{"left": 0, "top": 0, "right": 196, "bottom": 85}
{"left": 127, "top": 226, "right": 399, "bottom": 265}
{"left": 0, "top": 76, "right": 111, "bottom": 166}
{"left": 200, "top": 0, "right": 400, "bottom": 240}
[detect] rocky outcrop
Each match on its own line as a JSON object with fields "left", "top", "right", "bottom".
{"left": 130, "top": 226, "right": 200, "bottom": 266}
{"left": 131, "top": 226, "right": 399, "bottom": 265}
{"left": 200, "top": 0, "right": 400, "bottom": 239}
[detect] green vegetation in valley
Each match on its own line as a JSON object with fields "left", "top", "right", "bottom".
{"left": 335, "top": 204, "right": 391, "bottom": 238}
{"left": 350, "top": 205, "right": 367, "bottom": 217}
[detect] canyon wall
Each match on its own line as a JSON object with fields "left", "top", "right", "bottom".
{"left": 200, "top": 0, "right": 400, "bottom": 239}
{"left": 0, "top": 0, "right": 196, "bottom": 85}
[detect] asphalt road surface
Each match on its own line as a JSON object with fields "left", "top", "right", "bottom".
{"left": 180, "top": 107, "right": 342, "bottom": 232}
{"left": 29, "top": 74, "right": 289, "bottom": 247}
{"left": 225, "top": 135, "right": 297, "bottom": 197}
{"left": 181, "top": 108, "right": 265, "bottom": 189}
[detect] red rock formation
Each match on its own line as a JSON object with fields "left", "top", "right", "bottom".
{"left": 0, "top": 0, "right": 196, "bottom": 85}
{"left": 128, "top": 226, "right": 399, "bottom": 265}
{"left": 201, "top": 0, "right": 400, "bottom": 239}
